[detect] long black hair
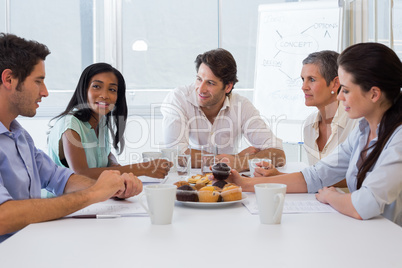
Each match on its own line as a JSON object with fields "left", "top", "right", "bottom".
{"left": 338, "top": 43, "right": 402, "bottom": 189}
{"left": 51, "top": 63, "right": 128, "bottom": 154}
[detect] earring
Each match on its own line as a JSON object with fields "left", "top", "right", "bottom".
{"left": 331, "top": 91, "right": 335, "bottom": 95}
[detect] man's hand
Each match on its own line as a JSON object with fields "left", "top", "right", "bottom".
{"left": 90, "top": 170, "right": 126, "bottom": 202}
{"left": 115, "top": 172, "right": 143, "bottom": 199}
{"left": 238, "top": 146, "right": 260, "bottom": 157}
{"left": 90, "top": 170, "right": 143, "bottom": 202}
{"left": 141, "top": 159, "right": 173, "bottom": 178}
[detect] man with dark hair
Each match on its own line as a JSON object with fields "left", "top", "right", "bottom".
{"left": 0, "top": 33, "right": 142, "bottom": 243}
{"left": 161, "top": 48, "right": 285, "bottom": 171}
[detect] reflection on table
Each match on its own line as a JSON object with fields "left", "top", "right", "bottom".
{"left": 0, "top": 163, "right": 401, "bottom": 268}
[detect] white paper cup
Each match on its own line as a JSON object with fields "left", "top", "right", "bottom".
{"left": 139, "top": 184, "right": 177, "bottom": 225}
{"left": 254, "top": 183, "right": 286, "bottom": 224}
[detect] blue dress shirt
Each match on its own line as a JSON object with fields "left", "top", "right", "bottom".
{"left": 302, "top": 119, "right": 402, "bottom": 225}
{"left": 0, "top": 120, "right": 74, "bottom": 243}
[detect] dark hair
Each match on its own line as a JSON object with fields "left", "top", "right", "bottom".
{"left": 52, "top": 63, "right": 128, "bottom": 154}
{"left": 338, "top": 42, "right": 402, "bottom": 189}
{"left": 302, "top": 50, "right": 339, "bottom": 86}
{"left": 0, "top": 33, "right": 50, "bottom": 86}
{"left": 195, "top": 48, "right": 238, "bottom": 95}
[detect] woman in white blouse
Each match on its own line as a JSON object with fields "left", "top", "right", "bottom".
{"left": 301, "top": 51, "right": 358, "bottom": 166}
{"left": 228, "top": 43, "right": 402, "bottom": 225}
{"left": 253, "top": 51, "right": 357, "bottom": 189}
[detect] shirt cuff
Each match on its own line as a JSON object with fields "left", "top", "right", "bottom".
{"left": 48, "top": 167, "right": 74, "bottom": 196}
{"left": 301, "top": 166, "right": 323, "bottom": 193}
{"left": 351, "top": 187, "right": 381, "bottom": 220}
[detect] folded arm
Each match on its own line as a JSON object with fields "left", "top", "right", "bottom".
{"left": 228, "top": 169, "right": 307, "bottom": 192}
{"left": 62, "top": 130, "right": 172, "bottom": 179}
{"left": 0, "top": 171, "right": 142, "bottom": 236}
{"left": 216, "top": 147, "right": 286, "bottom": 172}
{"left": 315, "top": 187, "right": 362, "bottom": 220}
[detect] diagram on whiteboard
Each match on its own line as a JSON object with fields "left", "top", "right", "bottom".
{"left": 254, "top": 1, "right": 342, "bottom": 122}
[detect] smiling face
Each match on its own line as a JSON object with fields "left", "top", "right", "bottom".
{"left": 195, "top": 63, "right": 232, "bottom": 111}
{"left": 337, "top": 67, "right": 373, "bottom": 119}
{"left": 87, "top": 72, "right": 118, "bottom": 120}
{"left": 301, "top": 63, "right": 338, "bottom": 109}
{"left": 9, "top": 60, "right": 48, "bottom": 118}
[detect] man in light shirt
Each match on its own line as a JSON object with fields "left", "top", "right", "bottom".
{"left": 161, "top": 48, "right": 285, "bottom": 171}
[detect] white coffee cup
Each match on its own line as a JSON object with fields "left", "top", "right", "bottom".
{"left": 139, "top": 184, "right": 177, "bottom": 225}
{"left": 142, "top": 151, "right": 162, "bottom": 162}
{"left": 161, "top": 148, "right": 177, "bottom": 172}
{"left": 254, "top": 183, "right": 286, "bottom": 224}
{"left": 248, "top": 158, "right": 272, "bottom": 177}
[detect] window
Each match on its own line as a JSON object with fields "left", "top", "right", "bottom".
{"left": 0, "top": 0, "right": 401, "bottom": 119}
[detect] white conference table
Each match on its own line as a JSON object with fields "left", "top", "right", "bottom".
{"left": 1, "top": 164, "right": 402, "bottom": 268}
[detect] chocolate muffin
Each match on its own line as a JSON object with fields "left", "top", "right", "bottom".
{"left": 176, "top": 185, "right": 199, "bottom": 202}
{"left": 213, "top": 180, "right": 228, "bottom": 189}
{"left": 211, "top": 163, "right": 231, "bottom": 181}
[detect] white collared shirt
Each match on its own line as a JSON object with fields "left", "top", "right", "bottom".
{"left": 301, "top": 120, "right": 402, "bottom": 225}
{"left": 303, "top": 102, "right": 358, "bottom": 165}
{"left": 161, "top": 84, "right": 283, "bottom": 154}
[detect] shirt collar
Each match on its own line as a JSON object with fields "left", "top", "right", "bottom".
{"left": 333, "top": 102, "right": 349, "bottom": 128}
{"left": 358, "top": 117, "right": 380, "bottom": 135}
{"left": 0, "top": 121, "right": 8, "bottom": 135}
{"left": 0, "top": 120, "right": 23, "bottom": 137}
{"left": 312, "top": 102, "right": 349, "bottom": 129}
{"left": 188, "top": 83, "right": 231, "bottom": 112}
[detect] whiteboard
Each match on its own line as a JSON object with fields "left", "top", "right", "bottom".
{"left": 254, "top": 1, "right": 343, "bottom": 125}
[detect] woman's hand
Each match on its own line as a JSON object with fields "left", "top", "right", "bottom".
{"left": 226, "top": 169, "right": 254, "bottom": 192}
{"left": 142, "top": 159, "right": 173, "bottom": 178}
{"left": 315, "top": 187, "right": 338, "bottom": 204}
{"left": 254, "top": 161, "right": 280, "bottom": 177}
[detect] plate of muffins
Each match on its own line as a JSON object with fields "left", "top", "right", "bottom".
{"left": 174, "top": 163, "right": 246, "bottom": 207}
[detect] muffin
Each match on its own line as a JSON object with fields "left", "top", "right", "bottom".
{"left": 188, "top": 175, "right": 202, "bottom": 184}
{"left": 174, "top": 180, "right": 190, "bottom": 188}
{"left": 198, "top": 186, "right": 220, "bottom": 202}
{"left": 223, "top": 183, "right": 238, "bottom": 189}
{"left": 211, "top": 163, "right": 231, "bottom": 181}
{"left": 195, "top": 181, "right": 207, "bottom": 190}
{"left": 176, "top": 185, "right": 199, "bottom": 202}
{"left": 221, "top": 185, "right": 242, "bottom": 202}
{"left": 213, "top": 180, "right": 228, "bottom": 189}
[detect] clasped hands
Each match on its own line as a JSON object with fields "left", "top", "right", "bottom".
{"left": 92, "top": 170, "right": 143, "bottom": 201}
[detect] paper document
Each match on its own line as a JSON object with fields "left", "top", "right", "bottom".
{"left": 139, "top": 175, "right": 168, "bottom": 184}
{"left": 242, "top": 193, "right": 336, "bottom": 215}
{"left": 67, "top": 196, "right": 148, "bottom": 217}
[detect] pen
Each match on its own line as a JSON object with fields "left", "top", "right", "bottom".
{"left": 72, "top": 214, "right": 121, "bottom": 219}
